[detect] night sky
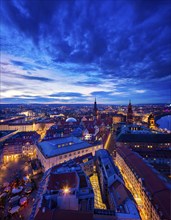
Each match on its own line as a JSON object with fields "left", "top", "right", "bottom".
{"left": 1, "top": 0, "right": 171, "bottom": 104}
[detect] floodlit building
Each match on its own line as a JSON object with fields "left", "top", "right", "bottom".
{"left": 115, "top": 146, "right": 171, "bottom": 220}
{"left": 2, "top": 131, "right": 40, "bottom": 163}
{"left": 148, "top": 113, "right": 156, "bottom": 129}
{"left": 36, "top": 136, "right": 103, "bottom": 171}
{"left": 95, "top": 149, "right": 140, "bottom": 220}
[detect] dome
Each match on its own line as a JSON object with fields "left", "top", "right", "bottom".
{"left": 66, "top": 117, "right": 77, "bottom": 123}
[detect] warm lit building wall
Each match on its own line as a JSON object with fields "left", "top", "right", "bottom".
{"left": 0, "top": 122, "right": 54, "bottom": 132}
{"left": 115, "top": 151, "right": 166, "bottom": 220}
{"left": 0, "top": 124, "right": 33, "bottom": 131}
{"left": 3, "top": 142, "right": 37, "bottom": 163}
{"left": 22, "top": 143, "right": 37, "bottom": 157}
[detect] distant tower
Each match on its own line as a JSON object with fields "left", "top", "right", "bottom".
{"left": 93, "top": 98, "right": 98, "bottom": 120}
{"left": 148, "top": 113, "right": 155, "bottom": 129}
{"left": 127, "top": 100, "right": 133, "bottom": 124}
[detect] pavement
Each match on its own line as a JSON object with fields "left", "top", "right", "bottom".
{"left": 0, "top": 157, "right": 32, "bottom": 184}
{"left": 0, "top": 157, "right": 43, "bottom": 220}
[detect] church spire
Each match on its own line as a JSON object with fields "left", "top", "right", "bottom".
{"left": 127, "top": 100, "right": 133, "bottom": 124}
{"left": 94, "top": 98, "right": 98, "bottom": 119}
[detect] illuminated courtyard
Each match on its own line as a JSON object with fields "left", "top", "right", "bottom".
{"left": 90, "top": 173, "right": 106, "bottom": 209}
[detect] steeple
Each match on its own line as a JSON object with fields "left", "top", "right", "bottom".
{"left": 127, "top": 100, "right": 133, "bottom": 124}
{"left": 93, "top": 98, "right": 98, "bottom": 119}
{"left": 148, "top": 113, "right": 155, "bottom": 129}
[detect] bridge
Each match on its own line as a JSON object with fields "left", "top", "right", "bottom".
{"left": 154, "top": 112, "right": 171, "bottom": 122}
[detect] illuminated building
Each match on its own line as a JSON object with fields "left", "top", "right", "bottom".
{"left": 112, "top": 114, "right": 126, "bottom": 124}
{"left": 19, "top": 110, "right": 35, "bottom": 117}
{"left": 126, "top": 100, "right": 133, "bottom": 124}
{"left": 95, "top": 149, "right": 140, "bottom": 220}
{"left": 148, "top": 113, "right": 156, "bottom": 129}
{"left": 0, "top": 120, "right": 54, "bottom": 132}
{"left": 30, "top": 159, "right": 94, "bottom": 220}
{"left": 36, "top": 136, "right": 103, "bottom": 171}
{"left": 83, "top": 126, "right": 99, "bottom": 141}
{"left": 115, "top": 146, "right": 171, "bottom": 220}
{"left": 116, "top": 124, "right": 171, "bottom": 150}
{"left": 2, "top": 131, "right": 40, "bottom": 163}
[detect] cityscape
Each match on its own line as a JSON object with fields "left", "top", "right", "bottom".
{"left": 0, "top": 1, "right": 171, "bottom": 220}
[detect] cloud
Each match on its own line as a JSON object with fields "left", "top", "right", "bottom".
{"left": 135, "top": 90, "right": 146, "bottom": 94}
{"left": 1, "top": 0, "right": 171, "bottom": 104}
{"left": 11, "top": 60, "right": 44, "bottom": 70}
{"left": 49, "top": 92, "right": 84, "bottom": 97}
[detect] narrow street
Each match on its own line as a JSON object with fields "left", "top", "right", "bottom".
{"left": 104, "top": 131, "right": 117, "bottom": 158}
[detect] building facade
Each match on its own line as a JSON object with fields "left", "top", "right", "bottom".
{"left": 95, "top": 149, "right": 140, "bottom": 220}
{"left": 115, "top": 146, "right": 170, "bottom": 220}
{"left": 36, "top": 136, "right": 103, "bottom": 171}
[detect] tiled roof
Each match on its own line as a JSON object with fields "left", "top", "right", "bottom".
{"left": 47, "top": 172, "right": 78, "bottom": 190}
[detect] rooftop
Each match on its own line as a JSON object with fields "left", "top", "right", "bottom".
{"left": 47, "top": 172, "right": 78, "bottom": 190}
{"left": 38, "top": 136, "right": 92, "bottom": 158}
{"left": 116, "top": 133, "right": 171, "bottom": 143}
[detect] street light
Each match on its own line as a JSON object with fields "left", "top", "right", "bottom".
{"left": 63, "top": 187, "right": 70, "bottom": 194}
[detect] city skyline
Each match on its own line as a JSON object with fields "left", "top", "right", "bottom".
{"left": 1, "top": 0, "right": 171, "bottom": 104}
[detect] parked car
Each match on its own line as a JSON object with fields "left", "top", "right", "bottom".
{"left": 12, "top": 186, "right": 23, "bottom": 194}
{"left": 9, "top": 206, "right": 20, "bottom": 214}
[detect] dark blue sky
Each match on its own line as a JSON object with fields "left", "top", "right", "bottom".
{"left": 1, "top": 0, "right": 171, "bottom": 104}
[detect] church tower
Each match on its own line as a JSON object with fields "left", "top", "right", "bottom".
{"left": 148, "top": 113, "right": 155, "bottom": 129}
{"left": 127, "top": 100, "right": 133, "bottom": 124}
{"left": 93, "top": 98, "right": 98, "bottom": 120}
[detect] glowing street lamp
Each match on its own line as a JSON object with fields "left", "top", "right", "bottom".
{"left": 63, "top": 187, "right": 70, "bottom": 194}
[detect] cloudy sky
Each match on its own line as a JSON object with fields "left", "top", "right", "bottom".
{"left": 1, "top": 0, "right": 171, "bottom": 104}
